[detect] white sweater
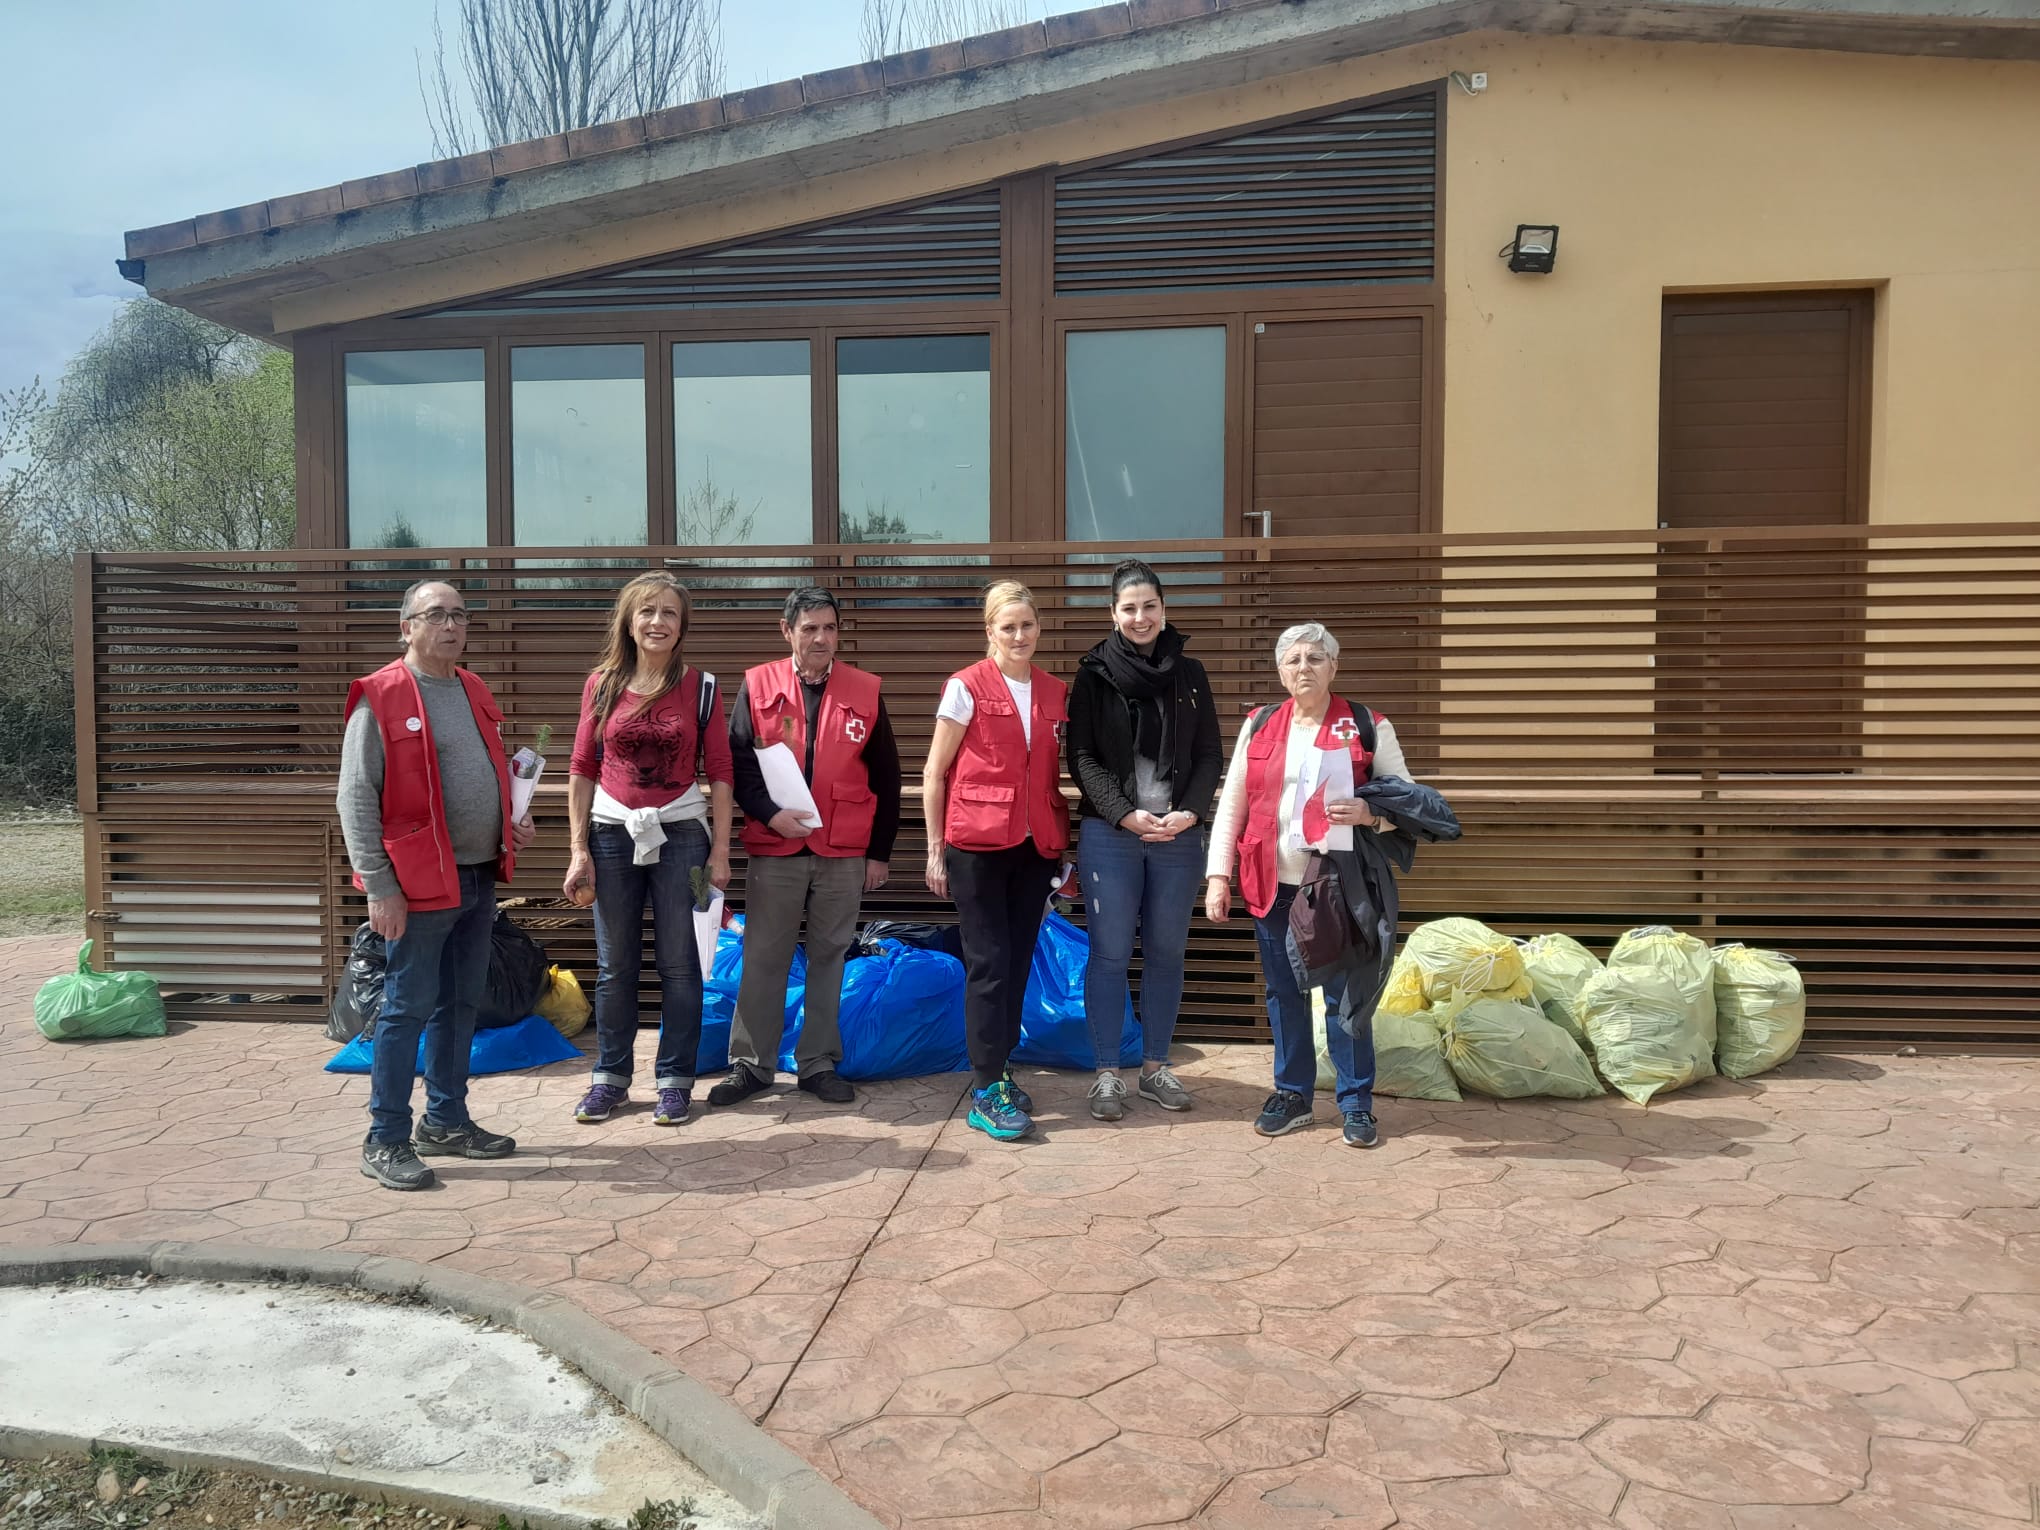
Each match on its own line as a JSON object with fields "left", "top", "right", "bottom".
{"left": 1204, "top": 712, "right": 1410, "bottom": 886}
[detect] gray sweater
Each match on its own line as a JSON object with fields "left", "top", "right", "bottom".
{"left": 338, "top": 664, "right": 505, "bottom": 900}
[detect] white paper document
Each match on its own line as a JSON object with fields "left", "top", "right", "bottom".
{"left": 755, "top": 742, "right": 822, "bottom": 829}
{"left": 694, "top": 887, "right": 725, "bottom": 980}
{"left": 1287, "top": 744, "right": 1355, "bottom": 854}
{"left": 508, "top": 747, "right": 545, "bottom": 822}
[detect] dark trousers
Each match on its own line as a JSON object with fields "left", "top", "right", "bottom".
{"left": 368, "top": 863, "right": 495, "bottom": 1144}
{"left": 589, "top": 819, "right": 708, "bottom": 1090}
{"left": 1253, "top": 883, "right": 1376, "bottom": 1116}
{"left": 947, "top": 840, "right": 1058, "bottom": 1089}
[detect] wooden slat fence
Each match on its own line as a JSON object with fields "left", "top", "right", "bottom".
{"left": 76, "top": 522, "right": 2040, "bottom": 1045}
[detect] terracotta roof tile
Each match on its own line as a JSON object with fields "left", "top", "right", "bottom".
{"left": 1130, "top": 0, "right": 1219, "bottom": 24}
{"left": 801, "top": 61, "right": 887, "bottom": 105}
{"left": 415, "top": 151, "right": 496, "bottom": 195}
{"left": 125, "top": 219, "right": 198, "bottom": 260}
{"left": 880, "top": 40, "right": 967, "bottom": 87}
{"left": 341, "top": 168, "right": 420, "bottom": 211}
{"left": 489, "top": 134, "right": 572, "bottom": 177}
{"left": 643, "top": 96, "right": 725, "bottom": 142}
{"left": 266, "top": 185, "right": 346, "bottom": 226}
{"left": 1047, "top": 4, "right": 1133, "bottom": 46}
{"left": 192, "top": 202, "right": 271, "bottom": 244}
{"left": 723, "top": 79, "right": 806, "bottom": 123}
{"left": 565, "top": 117, "right": 649, "bottom": 160}
{"left": 962, "top": 21, "right": 1048, "bottom": 67}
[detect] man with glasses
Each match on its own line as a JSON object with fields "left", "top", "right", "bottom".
{"left": 338, "top": 580, "right": 537, "bottom": 1190}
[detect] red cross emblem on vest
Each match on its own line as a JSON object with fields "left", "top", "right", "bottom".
{"left": 1330, "top": 717, "right": 1360, "bottom": 742}
{"left": 844, "top": 716, "right": 867, "bottom": 743}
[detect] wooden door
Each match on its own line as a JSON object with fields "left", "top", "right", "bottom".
{"left": 1656, "top": 292, "right": 1871, "bottom": 769}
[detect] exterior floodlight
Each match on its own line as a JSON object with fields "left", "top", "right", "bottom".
{"left": 1502, "top": 224, "right": 1559, "bottom": 273}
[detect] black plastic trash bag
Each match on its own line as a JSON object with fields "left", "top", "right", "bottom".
{"left": 857, "top": 919, "right": 965, "bottom": 961}
{"left": 482, "top": 914, "right": 548, "bottom": 1029}
{"left": 324, "top": 923, "right": 387, "bottom": 1043}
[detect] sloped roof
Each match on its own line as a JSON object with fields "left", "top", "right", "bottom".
{"left": 124, "top": 0, "right": 2040, "bottom": 338}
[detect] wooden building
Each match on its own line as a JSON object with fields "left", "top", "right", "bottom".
{"left": 103, "top": 0, "right": 2040, "bottom": 1044}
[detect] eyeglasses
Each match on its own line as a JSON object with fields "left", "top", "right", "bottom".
{"left": 404, "top": 607, "right": 471, "bottom": 626}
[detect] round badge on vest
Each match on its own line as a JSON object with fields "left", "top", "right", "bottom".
{"left": 406, "top": 716, "right": 423, "bottom": 732}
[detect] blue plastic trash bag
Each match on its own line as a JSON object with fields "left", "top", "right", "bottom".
{"left": 325, "top": 1013, "right": 579, "bottom": 1075}
{"left": 701, "top": 915, "right": 806, "bottom": 1076}
{"left": 832, "top": 939, "right": 969, "bottom": 1081}
{"left": 1013, "top": 912, "right": 1140, "bottom": 1070}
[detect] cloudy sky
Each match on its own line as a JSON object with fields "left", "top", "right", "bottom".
{"left": 0, "top": 0, "right": 1088, "bottom": 402}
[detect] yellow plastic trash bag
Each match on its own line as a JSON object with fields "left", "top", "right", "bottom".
{"left": 1519, "top": 933, "right": 1603, "bottom": 1051}
{"left": 1579, "top": 967, "right": 1712, "bottom": 1105}
{"left": 536, "top": 964, "right": 591, "bottom": 1039}
{"left": 1314, "top": 989, "right": 1461, "bottom": 1101}
{"left": 1386, "top": 918, "right": 1533, "bottom": 1018}
{"left": 1438, "top": 993, "right": 1602, "bottom": 1100}
{"left": 1712, "top": 943, "right": 1805, "bottom": 1079}
{"left": 1607, "top": 925, "right": 1717, "bottom": 1053}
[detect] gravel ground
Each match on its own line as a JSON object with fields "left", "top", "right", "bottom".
{"left": 0, "top": 820, "right": 83, "bottom": 942}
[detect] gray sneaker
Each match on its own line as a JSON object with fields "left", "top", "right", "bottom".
{"left": 1088, "top": 1071, "right": 1128, "bottom": 1121}
{"left": 1137, "top": 1065, "right": 1193, "bottom": 1111}
{"left": 361, "top": 1139, "right": 435, "bottom": 1191}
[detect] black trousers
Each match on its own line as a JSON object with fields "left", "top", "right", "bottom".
{"left": 947, "top": 840, "right": 1059, "bottom": 1088}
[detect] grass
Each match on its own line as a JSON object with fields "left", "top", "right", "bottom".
{"left": 0, "top": 820, "right": 84, "bottom": 938}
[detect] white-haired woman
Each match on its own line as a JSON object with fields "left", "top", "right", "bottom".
{"left": 1204, "top": 622, "right": 1413, "bottom": 1146}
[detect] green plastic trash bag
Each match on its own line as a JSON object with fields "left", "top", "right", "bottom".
{"left": 1712, "top": 943, "right": 1805, "bottom": 1079}
{"left": 1381, "top": 917, "right": 1533, "bottom": 1018}
{"left": 1314, "top": 989, "right": 1461, "bottom": 1101}
{"left": 1519, "top": 933, "right": 1603, "bottom": 1050}
{"left": 34, "top": 942, "right": 167, "bottom": 1041}
{"left": 1579, "top": 967, "right": 1712, "bottom": 1105}
{"left": 1437, "top": 992, "right": 1603, "bottom": 1100}
{"left": 1607, "top": 925, "right": 1717, "bottom": 1053}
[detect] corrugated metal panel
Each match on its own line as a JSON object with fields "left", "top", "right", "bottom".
{"left": 426, "top": 193, "right": 1004, "bottom": 316}
{"left": 1053, "top": 97, "right": 1437, "bottom": 295}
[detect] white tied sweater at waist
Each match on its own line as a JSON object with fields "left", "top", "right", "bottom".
{"left": 1204, "top": 712, "right": 1410, "bottom": 888}
{"left": 590, "top": 783, "right": 707, "bottom": 865}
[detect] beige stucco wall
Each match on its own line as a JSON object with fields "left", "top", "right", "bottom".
{"left": 1434, "top": 35, "right": 2040, "bottom": 533}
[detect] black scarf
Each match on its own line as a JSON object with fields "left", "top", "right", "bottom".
{"left": 1094, "top": 624, "right": 1185, "bottom": 763}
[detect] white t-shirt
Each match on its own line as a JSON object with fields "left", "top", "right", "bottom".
{"left": 938, "top": 673, "right": 1033, "bottom": 747}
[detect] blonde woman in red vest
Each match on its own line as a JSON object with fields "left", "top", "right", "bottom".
{"left": 1204, "top": 622, "right": 1411, "bottom": 1147}
{"left": 338, "top": 580, "right": 537, "bottom": 1191}
{"left": 922, "top": 580, "right": 1071, "bottom": 1141}
{"left": 563, "top": 572, "right": 734, "bottom": 1129}
{"left": 711, "top": 586, "right": 903, "bottom": 1109}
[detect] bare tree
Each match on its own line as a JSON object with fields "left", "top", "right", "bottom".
{"left": 420, "top": 0, "right": 726, "bottom": 158}
{"left": 862, "top": 0, "right": 1033, "bottom": 60}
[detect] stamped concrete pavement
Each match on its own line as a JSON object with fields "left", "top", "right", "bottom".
{"left": 2, "top": 932, "right": 2037, "bottom": 1528}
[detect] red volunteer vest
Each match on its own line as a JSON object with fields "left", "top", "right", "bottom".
{"left": 1235, "top": 696, "right": 1380, "bottom": 920}
{"left": 739, "top": 658, "right": 883, "bottom": 859}
{"left": 344, "top": 658, "right": 518, "bottom": 911}
{"left": 943, "top": 659, "right": 1070, "bottom": 856}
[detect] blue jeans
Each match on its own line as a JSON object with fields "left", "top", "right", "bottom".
{"left": 368, "top": 863, "right": 495, "bottom": 1145}
{"left": 1252, "top": 884, "right": 1376, "bottom": 1116}
{"left": 590, "top": 819, "right": 707, "bottom": 1091}
{"left": 1078, "top": 816, "right": 1204, "bottom": 1069}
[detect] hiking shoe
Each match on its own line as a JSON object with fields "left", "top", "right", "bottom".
{"left": 1254, "top": 1090, "right": 1314, "bottom": 1138}
{"left": 798, "top": 1070, "right": 856, "bottom": 1104}
{"left": 968, "top": 1081, "right": 1033, "bottom": 1142}
{"left": 361, "top": 1139, "right": 435, "bottom": 1191}
{"left": 1137, "top": 1066, "right": 1193, "bottom": 1112}
{"left": 653, "top": 1088, "right": 691, "bottom": 1126}
{"left": 1088, "top": 1072, "right": 1127, "bottom": 1122}
{"left": 707, "top": 1066, "right": 774, "bottom": 1107}
{"left": 1343, "top": 1111, "right": 1381, "bottom": 1149}
{"left": 414, "top": 1120, "right": 516, "bottom": 1159}
{"left": 1000, "top": 1069, "right": 1033, "bottom": 1115}
{"left": 573, "top": 1083, "right": 629, "bottom": 1123}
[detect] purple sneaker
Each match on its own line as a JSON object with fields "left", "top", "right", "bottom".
{"left": 574, "top": 1083, "right": 629, "bottom": 1123}
{"left": 654, "top": 1088, "right": 691, "bottom": 1126}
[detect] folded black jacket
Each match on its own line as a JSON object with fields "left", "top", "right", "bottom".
{"left": 1067, "top": 641, "right": 1224, "bottom": 827}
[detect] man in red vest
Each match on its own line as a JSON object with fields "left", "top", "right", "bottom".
{"left": 338, "top": 580, "right": 536, "bottom": 1191}
{"left": 712, "top": 587, "right": 902, "bottom": 1108}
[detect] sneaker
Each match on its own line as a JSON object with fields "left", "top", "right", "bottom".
{"left": 968, "top": 1081, "right": 1033, "bottom": 1142}
{"left": 573, "top": 1083, "right": 629, "bottom": 1123}
{"left": 707, "top": 1065, "right": 774, "bottom": 1108}
{"left": 653, "top": 1088, "right": 691, "bottom": 1126}
{"left": 1254, "top": 1089, "right": 1314, "bottom": 1138}
{"left": 798, "top": 1070, "right": 855, "bottom": 1105}
{"left": 1088, "top": 1072, "right": 1127, "bottom": 1122}
{"left": 1137, "top": 1065, "right": 1193, "bottom": 1112}
{"left": 1000, "top": 1069, "right": 1033, "bottom": 1115}
{"left": 361, "top": 1139, "right": 435, "bottom": 1191}
{"left": 414, "top": 1120, "right": 517, "bottom": 1159}
{"left": 1343, "top": 1111, "right": 1381, "bottom": 1149}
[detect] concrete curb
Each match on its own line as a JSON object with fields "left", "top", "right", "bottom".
{"left": 0, "top": 1242, "right": 883, "bottom": 1530}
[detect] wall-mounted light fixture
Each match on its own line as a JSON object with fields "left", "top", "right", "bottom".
{"left": 1500, "top": 224, "right": 1559, "bottom": 274}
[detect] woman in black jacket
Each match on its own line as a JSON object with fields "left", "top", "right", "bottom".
{"left": 1067, "top": 559, "right": 1224, "bottom": 1120}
